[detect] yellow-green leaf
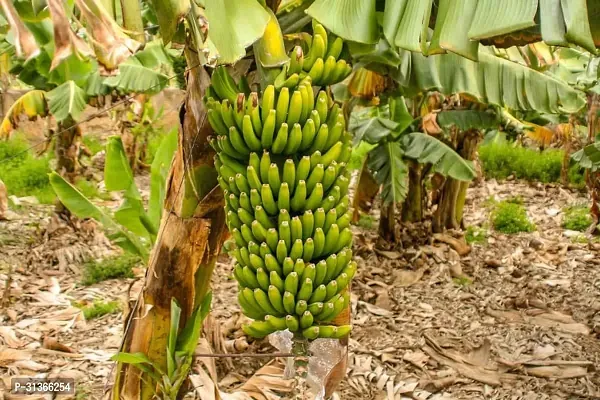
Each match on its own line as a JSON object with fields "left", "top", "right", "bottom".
{"left": 306, "top": 0, "right": 378, "bottom": 44}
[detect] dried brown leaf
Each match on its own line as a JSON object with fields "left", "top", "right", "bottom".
{"left": 0, "top": 0, "right": 40, "bottom": 59}
{"left": 48, "top": 0, "right": 93, "bottom": 70}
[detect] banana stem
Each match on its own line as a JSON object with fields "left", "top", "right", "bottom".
{"left": 289, "top": 337, "right": 310, "bottom": 399}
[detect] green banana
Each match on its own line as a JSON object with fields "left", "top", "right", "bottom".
{"left": 279, "top": 220, "right": 291, "bottom": 249}
{"left": 308, "top": 302, "right": 323, "bottom": 316}
{"left": 277, "top": 182, "right": 290, "bottom": 211}
{"left": 289, "top": 239, "right": 303, "bottom": 260}
{"left": 303, "top": 238, "right": 314, "bottom": 261}
{"left": 261, "top": 109, "right": 277, "bottom": 148}
{"left": 302, "top": 326, "right": 319, "bottom": 340}
{"left": 295, "top": 300, "right": 308, "bottom": 315}
{"left": 261, "top": 183, "right": 278, "bottom": 215}
{"left": 242, "top": 115, "right": 262, "bottom": 152}
{"left": 293, "top": 259, "right": 305, "bottom": 277}
{"left": 275, "top": 87, "right": 289, "bottom": 127}
{"left": 229, "top": 126, "right": 251, "bottom": 155}
{"left": 301, "top": 210, "right": 314, "bottom": 240}
{"left": 256, "top": 268, "right": 270, "bottom": 291}
{"left": 254, "top": 288, "right": 281, "bottom": 316}
{"left": 261, "top": 85, "right": 276, "bottom": 121}
{"left": 266, "top": 228, "right": 279, "bottom": 252}
{"left": 269, "top": 271, "right": 284, "bottom": 293}
{"left": 306, "top": 164, "right": 324, "bottom": 193}
{"left": 282, "top": 257, "right": 294, "bottom": 276}
{"left": 314, "top": 260, "right": 328, "bottom": 286}
{"left": 289, "top": 46, "right": 304, "bottom": 75}
{"left": 290, "top": 217, "right": 303, "bottom": 243}
{"left": 284, "top": 123, "right": 303, "bottom": 155}
{"left": 284, "top": 271, "right": 299, "bottom": 295}
{"left": 285, "top": 315, "right": 299, "bottom": 332}
{"left": 264, "top": 254, "right": 283, "bottom": 276}
{"left": 282, "top": 159, "right": 296, "bottom": 192}
{"left": 300, "top": 311, "right": 314, "bottom": 329}
{"left": 272, "top": 123, "right": 289, "bottom": 154}
{"left": 265, "top": 315, "right": 287, "bottom": 331}
{"left": 283, "top": 291, "right": 295, "bottom": 314}
{"left": 278, "top": 208, "right": 290, "bottom": 226}
{"left": 290, "top": 180, "right": 307, "bottom": 213}
{"left": 300, "top": 120, "right": 318, "bottom": 152}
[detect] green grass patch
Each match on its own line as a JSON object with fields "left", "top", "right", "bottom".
{"left": 492, "top": 199, "right": 535, "bottom": 234}
{"left": 74, "top": 300, "right": 121, "bottom": 320}
{"left": 562, "top": 205, "right": 592, "bottom": 232}
{"left": 479, "top": 142, "right": 584, "bottom": 187}
{"left": 81, "top": 253, "right": 140, "bottom": 285}
{"left": 355, "top": 214, "right": 376, "bottom": 230}
{"left": 453, "top": 276, "right": 473, "bottom": 287}
{"left": 465, "top": 225, "right": 487, "bottom": 244}
{"left": 0, "top": 134, "right": 55, "bottom": 203}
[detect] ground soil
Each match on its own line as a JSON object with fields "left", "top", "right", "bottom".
{"left": 1, "top": 161, "right": 599, "bottom": 399}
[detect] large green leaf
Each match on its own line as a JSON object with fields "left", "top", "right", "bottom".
{"left": 205, "top": 0, "right": 270, "bottom": 64}
{"left": 349, "top": 106, "right": 400, "bottom": 145}
{"left": 49, "top": 172, "right": 149, "bottom": 259}
{"left": 540, "top": 0, "right": 568, "bottom": 45}
{"left": 393, "top": 0, "right": 433, "bottom": 53}
{"left": 392, "top": 50, "right": 586, "bottom": 114}
{"left": 148, "top": 129, "right": 178, "bottom": 229}
{"left": 429, "top": 0, "right": 479, "bottom": 60}
{"left": 148, "top": 0, "right": 190, "bottom": 44}
{"left": 468, "top": 0, "right": 538, "bottom": 40}
{"left": 45, "top": 80, "right": 87, "bottom": 122}
{"left": 367, "top": 141, "right": 409, "bottom": 204}
{"left": 105, "top": 136, "right": 153, "bottom": 239}
{"left": 436, "top": 110, "right": 500, "bottom": 131}
{"left": 401, "top": 132, "right": 476, "bottom": 181}
{"left": 561, "top": 0, "right": 597, "bottom": 53}
{"left": 571, "top": 142, "right": 600, "bottom": 171}
{"left": 104, "top": 136, "right": 134, "bottom": 191}
{"left": 349, "top": 97, "right": 414, "bottom": 145}
{"left": 104, "top": 58, "right": 169, "bottom": 94}
{"left": 306, "top": 0, "right": 378, "bottom": 44}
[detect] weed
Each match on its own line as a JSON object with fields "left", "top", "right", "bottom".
{"left": 355, "top": 214, "right": 376, "bottom": 230}
{"left": 492, "top": 200, "right": 535, "bottom": 234}
{"left": 74, "top": 300, "right": 121, "bottom": 320}
{"left": 562, "top": 205, "right": 592, "bottom": 232}
{"left": 479, "top": 142, "right": 584, "bottom": 185}
{"left": 0, "top": 134, "right": 55, "bottom": 203}
{"left": 465, "top": 225, "right": 487, "bottom": 244}
{"left": 571, "top": 235, "right": 589, "bottom": 244}
{"left": 453, "top": 276, "right": 473, "bottom": 286}
{"left": 81, "top": 253, "right": 139, "bottom": 285}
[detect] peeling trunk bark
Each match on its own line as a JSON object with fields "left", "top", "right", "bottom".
{"left": 54, "top": 120, "right": 83, "bottom": 182}
{"left": 433, "top": 130, "right": 481, "bottom": 232}
{"left": 112, "top": 49, "right": 227, "bottom": 400}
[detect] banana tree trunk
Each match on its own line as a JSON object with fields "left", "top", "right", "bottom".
{"left": 401, "top": 161, "right": 423, "bottom": 223}
{"left": 378, "top": 202, "right": 397, "bottom": 242}
{"left": 433, "top": 129, "right": 481, "bottom": 232}
{"left": 55, "top": 119, "right": 83, "bottom": 182}
{"left": 586, "top": 94, "right": 600, "bottom": 233}
{"left": 112, "top": 49, "right": 227, "bottom": 400}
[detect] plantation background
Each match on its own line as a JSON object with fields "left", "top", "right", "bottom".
{"left": 1, "top": 0, "right": 600, "bottom": 398}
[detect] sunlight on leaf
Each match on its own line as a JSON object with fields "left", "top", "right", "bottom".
{"left": 205, "top": 0, "right": 270, "bottom": 64}
{"left": 307, "top": 0, "right": 378, "bottom": 44}
{"left": 45, "top": 81, "right": 87, "bottom": 122}
{"left": 0, "top": 90, "right": 47, "bottom": 138}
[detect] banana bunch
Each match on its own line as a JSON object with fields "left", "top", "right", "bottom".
{"left": 206, "top": 60, "right": 354, "bottom": 340}
{"left": 274, "top": 21, "right": 352, "bottom": 89}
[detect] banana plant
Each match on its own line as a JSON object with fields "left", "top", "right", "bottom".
{"left": 49, "top": 132, "right": 178, "bottom": 260}
{"left": 0, "top": 0, "right": 173, "bottom": 183}
{"left": 4, "top": 0, "right": 598, "bottom": 398}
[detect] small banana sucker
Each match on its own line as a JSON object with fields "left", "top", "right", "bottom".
{"left": 206, "top": 20, "right": 354, "bottom": 340}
